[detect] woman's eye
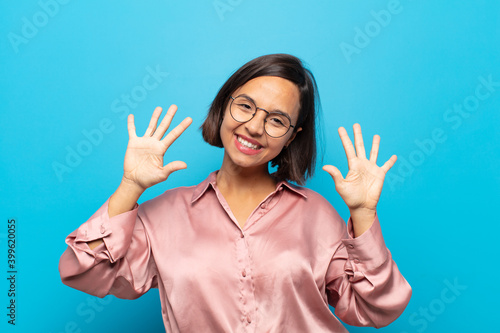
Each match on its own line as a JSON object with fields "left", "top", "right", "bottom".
{"left": 269, "top": 117, "right": 285, "bottom": 126}
{"left": 238, "top": 103, "right": 252, "bottom": 110}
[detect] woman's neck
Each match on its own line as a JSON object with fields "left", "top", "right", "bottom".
{"left": 216, "top": 154, "right": 278, "bottom": 228}
{"left": 216, "top": 160, "right": 276, "bottom": 197}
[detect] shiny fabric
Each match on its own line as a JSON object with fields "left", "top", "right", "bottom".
{"left": 59, "top": 172, "right": 411, "bottom": 332}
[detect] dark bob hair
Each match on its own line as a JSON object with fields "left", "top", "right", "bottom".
{"left": 202, "top": 54, "right": 319, "bottom": 185}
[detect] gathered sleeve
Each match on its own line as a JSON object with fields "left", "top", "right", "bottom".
{"left": 58, "top": 199, "right": 158, "bottom": 299}
{"left": 325, "top": 215, "right": 412, "bottom": 328}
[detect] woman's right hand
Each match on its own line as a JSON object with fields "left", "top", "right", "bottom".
{"left": 122, "top": 105, "right": 193, "bottom": 193}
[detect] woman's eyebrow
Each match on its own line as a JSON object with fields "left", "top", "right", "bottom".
{"left": 238, "top": 93, "right": 257, "bottom": 105}
{"left": 238, "top": 93, "right": 290, "bottom": 116}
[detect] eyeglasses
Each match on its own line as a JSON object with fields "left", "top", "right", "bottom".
{"left": 229, "top": 96, "right": 295, "bottom": 138}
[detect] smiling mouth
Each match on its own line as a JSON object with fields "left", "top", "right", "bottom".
{"left": 237, "top": 135, "right": 262, "bottom": 150}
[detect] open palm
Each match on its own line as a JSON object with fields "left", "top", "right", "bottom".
{"left": 123, "top": 105, "right": 192, "bottom": 191}
{"left": 323, "top": 124, "right": 397, "bottom": 212}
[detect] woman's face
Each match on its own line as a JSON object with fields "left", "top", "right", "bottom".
{"left": 219, "top": 76, "right": 302, "bottom": 172}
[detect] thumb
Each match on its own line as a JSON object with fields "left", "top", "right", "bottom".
{"left": 322, "top": 165, "right": 344, "bottom": 185}
{"left": 161, "top": 161, "right": 188, "bottom": 179}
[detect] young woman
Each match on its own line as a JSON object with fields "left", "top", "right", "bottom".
{"left": 59, "top": 54, "right": 411, "bottom": 332}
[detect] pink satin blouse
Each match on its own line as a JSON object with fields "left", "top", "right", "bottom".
{"left": 59, "top": 172, "right": 411, "bottom": 332}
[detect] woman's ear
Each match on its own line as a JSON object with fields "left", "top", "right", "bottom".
{"left": 219, "top": 107, "right": 226, "bottom": 126}
{"left": 285, "top": 127, "right": 302, "bottom": 147}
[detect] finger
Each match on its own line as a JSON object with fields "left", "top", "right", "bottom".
{"left": 127, "top": 114, "right": 137, "bottom": 139}
{"left": 369, "top": 134, "right": 380, "bottom": 163}
{"left": 353, "top": 123, "right": 366, "bottom": 158}
{"left": 322, "top": 165, "right": 344, "bottom": 185}
{"left": 144, "top": 106, "right": 163, "bottom": 137}
{"left": 153, "top": 105, "right": 178, "bottom": 139}
{"left": 381, "top": 155, "right": 398, "bottom": 173}
{"left": 161, "top": 161, "right": 188, "bottom": 179}
{"left": 162, "top": 117, "right": 193, "bottom": 148}
{"left": 338, "top": 127, "right": 356, "bottom": 162}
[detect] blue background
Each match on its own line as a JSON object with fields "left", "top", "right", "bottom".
{"left": 1, "top": 0, "right": 499, "bottom": 332}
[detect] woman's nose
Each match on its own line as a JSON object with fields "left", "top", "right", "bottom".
{"left": 244, "top": 109, "right": 267, "bottom": 136}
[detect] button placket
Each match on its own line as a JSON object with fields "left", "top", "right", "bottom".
{"left": 235, "top": 235, "right": 256, "bottom": 327}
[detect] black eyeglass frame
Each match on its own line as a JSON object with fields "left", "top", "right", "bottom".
{"left": 229, "top": 96, "right": 296, "bottom": 138}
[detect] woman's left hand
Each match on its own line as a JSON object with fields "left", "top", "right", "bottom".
{"left": 323, "top": 124, "right": 397, "bottom": 235}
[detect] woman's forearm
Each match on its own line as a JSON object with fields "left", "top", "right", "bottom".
{"left": 108, "top": 178, "right": 144, "bottom": 217}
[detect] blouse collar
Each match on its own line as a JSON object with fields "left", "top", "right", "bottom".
{"left": 191, "top": 171, "right": 307, "bottom": 204}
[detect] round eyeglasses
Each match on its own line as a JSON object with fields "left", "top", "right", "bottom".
{"left": 229, "top": 96, "right": 295, "bottom": 138}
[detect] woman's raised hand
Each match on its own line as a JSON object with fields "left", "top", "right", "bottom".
{"left": 322, "top": 124, "right": 397, "bottom": 235}
{"left": 122, "top": 105, "right": 192, "bottom": 193}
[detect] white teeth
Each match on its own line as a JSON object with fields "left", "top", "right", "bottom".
{"left": 237, "top": 136, "right": 259, "bottom": 150}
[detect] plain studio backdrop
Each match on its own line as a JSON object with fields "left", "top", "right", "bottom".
{"left": 1, "top": 1, "right": 499, "bottom": 332}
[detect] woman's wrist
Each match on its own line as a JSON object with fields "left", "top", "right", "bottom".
{"left": 119, "top": 176, "right": 146, "bottom": 197}
{"left": 349, "top": 207, "right": 377, "bottom": 237}
{"left": 107, "top": 178, "right": 144, "bottom": 218}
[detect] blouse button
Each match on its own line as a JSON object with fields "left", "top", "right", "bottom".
{"left": 261, "top": 203, "right": 267, "bottom": 209}
{"left": 100, "top": 224, "right": 106, "bottom": 234}
{"left": 246, "top": 315, "right": 252, "bottom": 324}
{"left": 242, "top": 270, "right": 247, "bottom": 277}
{"left": 353, "top": 258, "right": 360, "bottom": 264}
{"left": 348, "top": 244, "right": 354, "bottom": 249}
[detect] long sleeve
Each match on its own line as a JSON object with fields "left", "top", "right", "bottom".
{"left": 325, "top": 215, "right": 412, "bottom": 328}
{"left": 59, "top": 199, "right": 158, "bottom": 299}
